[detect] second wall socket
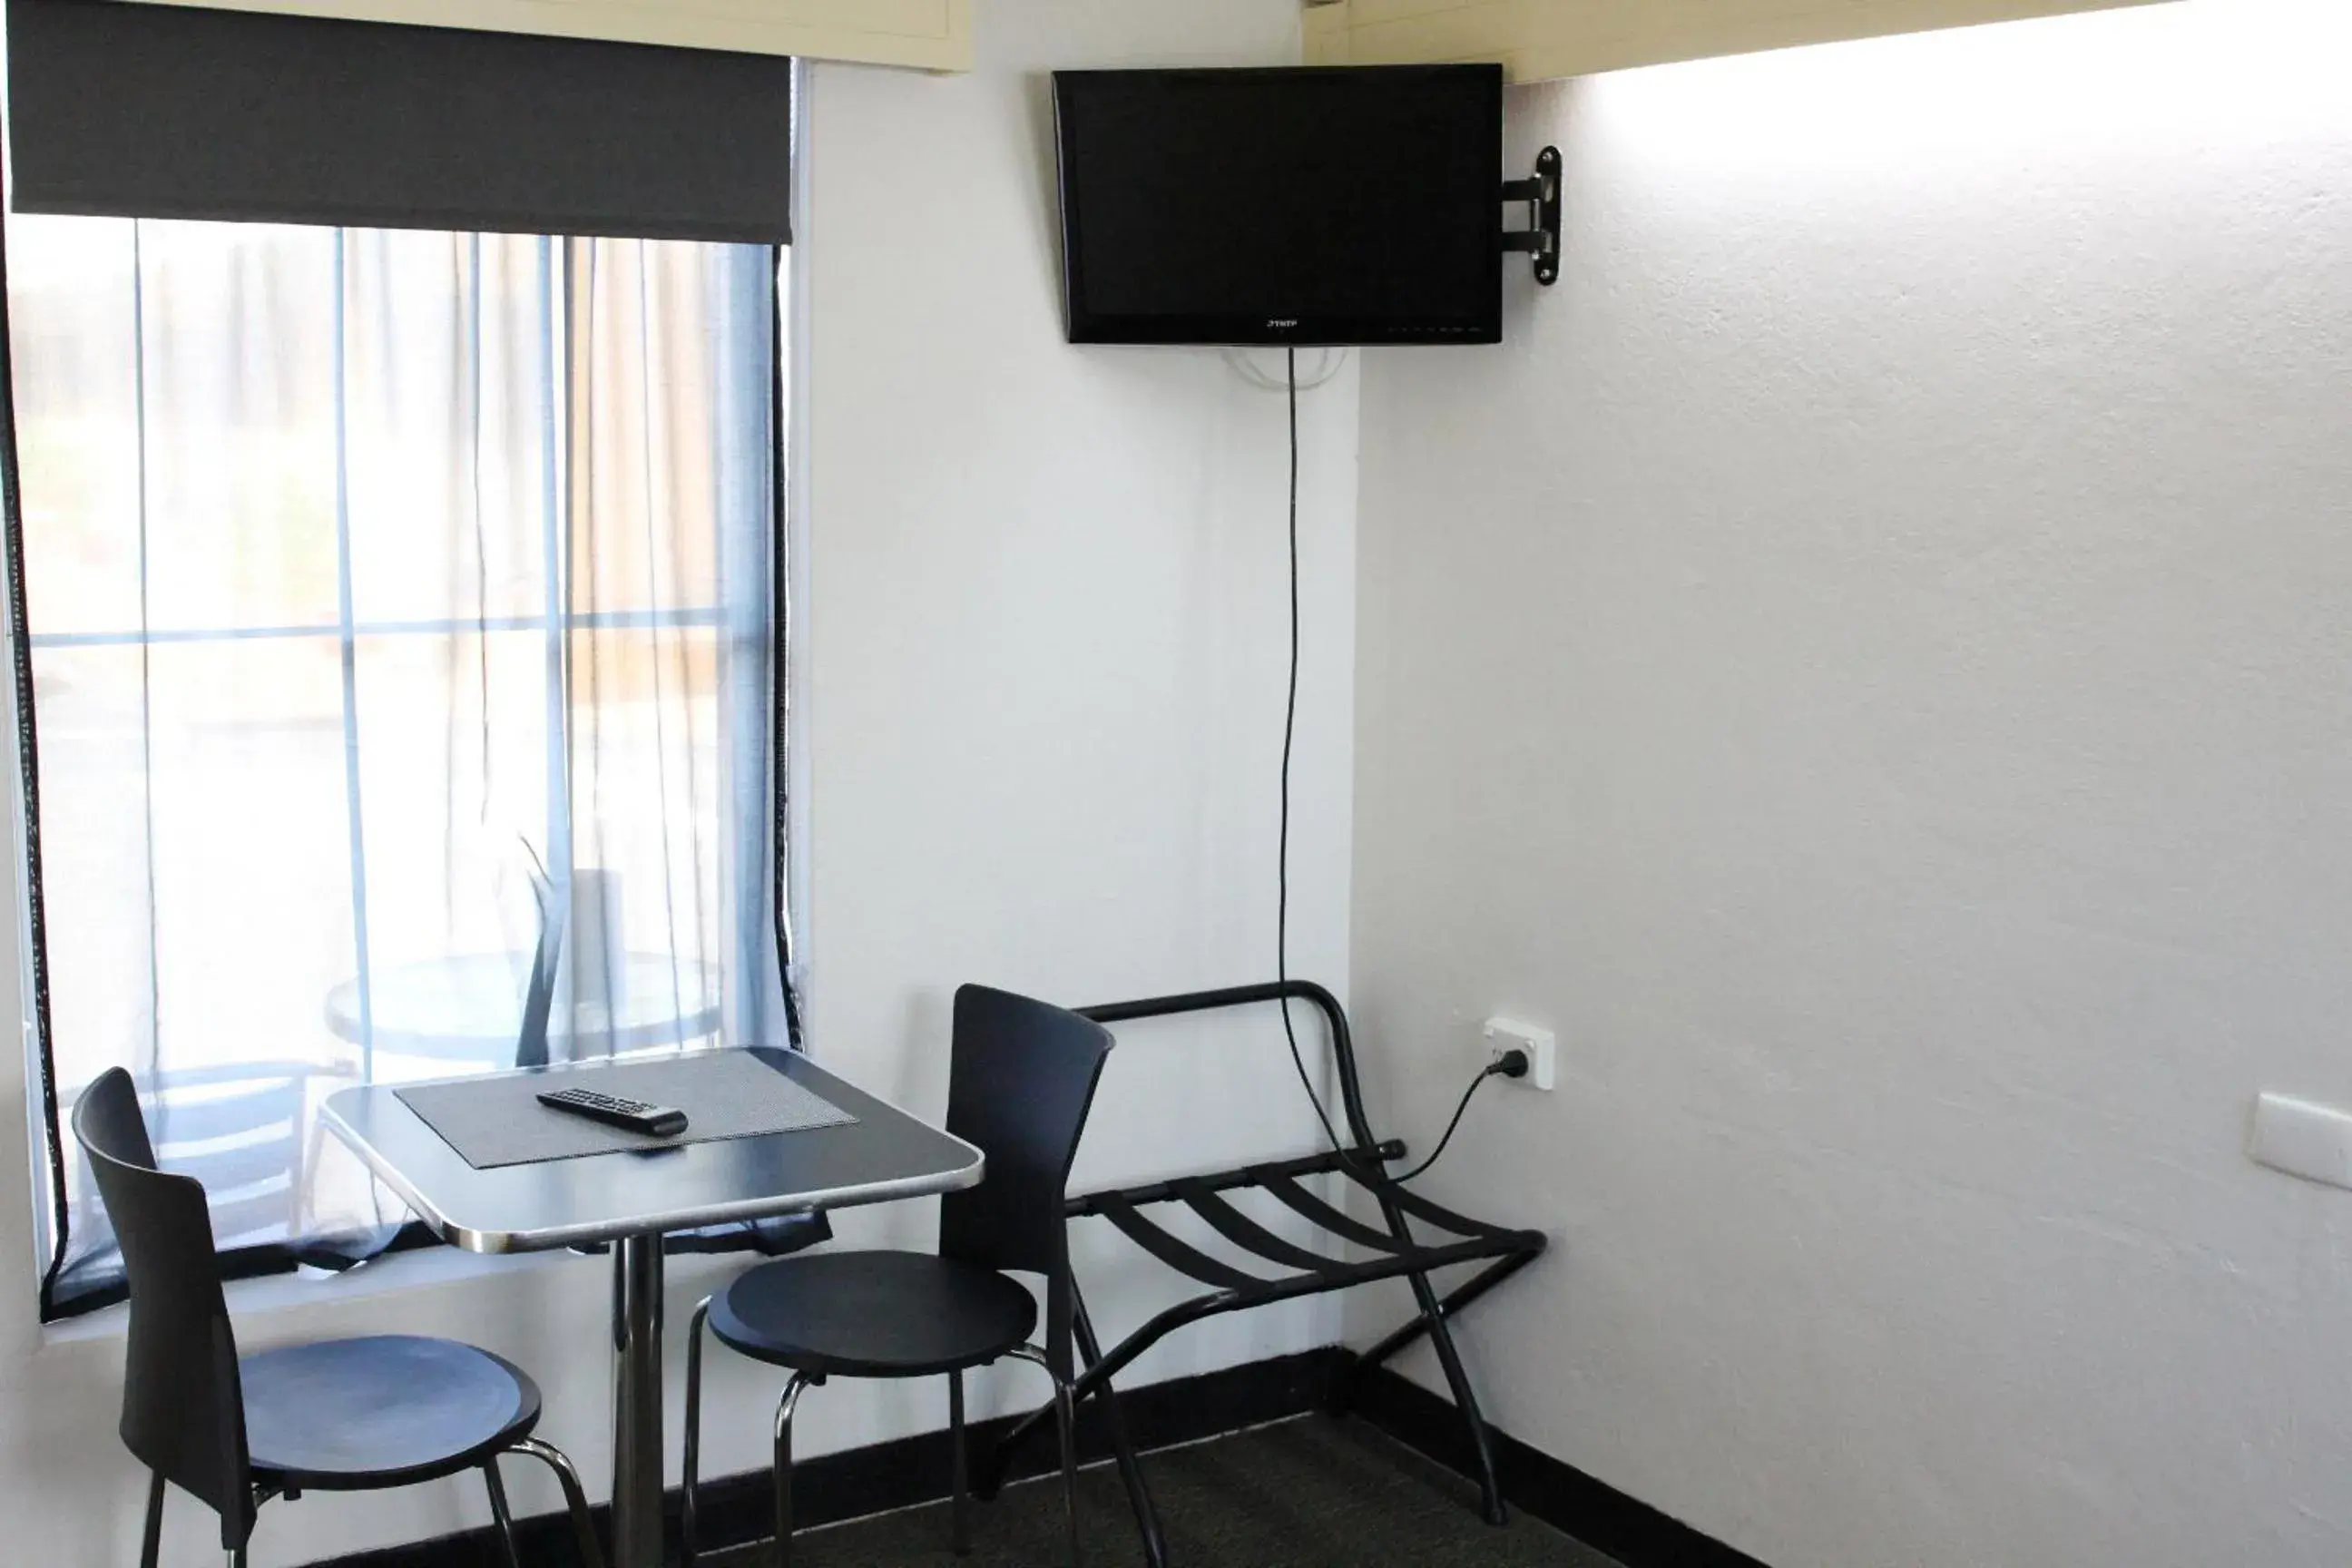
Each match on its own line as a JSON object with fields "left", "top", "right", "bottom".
{"left": 1483, "top": 1017, "right": 1556, "bottom": 1092}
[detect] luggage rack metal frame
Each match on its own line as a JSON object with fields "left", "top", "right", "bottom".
{"left": 977, "top": 980, "right": 1548, "bottom": 1567}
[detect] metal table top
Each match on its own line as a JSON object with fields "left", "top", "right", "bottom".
{"left": 322, "top": 1046, "right": 983, "bottom": 1253}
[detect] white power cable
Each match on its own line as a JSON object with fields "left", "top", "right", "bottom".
{"left": 1221, "top": 344, "right": 1350, "bottom": 393}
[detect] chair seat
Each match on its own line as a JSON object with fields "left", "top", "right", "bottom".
{"left": 241, "top": 1336, "right": 541, "bottom": 1490}
{"left": 709, "top": 1250, "right": 1038, "bottom": 1378}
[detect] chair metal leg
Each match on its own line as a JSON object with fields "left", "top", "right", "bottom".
{"left": 682, "top": 1297, "right": 713, "bottom": 1567}
{"left": 1074, "top": 1284, "right": 1167, "bottom": 1568}
{"left": 142, "top": 1471, "right": 165, "bottom": 1568}
{"left": 1052, "top": 1370, "right": 1081, "bottom": 1566}
{"left": 1006, "top": 1345, "right": 1082, "bottom": 1567}
{"left": 508, "top": 1437, "right": 607, "bottom": 1568}
{"left": 984, "top": 1285, "right": 1164, "bottom": 1565}
{"left": 226, "top": 1484, "right": 277, "bottom": 1568}
{"left": 482, "top": 1459, "right": 524, "bottom": 1568}
{"left": 771, "top": 1373, "right": 817, "bottom": 1568}
{"left": 949, "top": 1369, "right": 972, "bottom": 1556}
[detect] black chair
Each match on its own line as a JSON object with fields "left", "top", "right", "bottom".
{"left": 681, "top": 985, "right": 1113, "bottom": 1567}
{"left": 72, "top": 1067, "right": 604, "bottom": 1568}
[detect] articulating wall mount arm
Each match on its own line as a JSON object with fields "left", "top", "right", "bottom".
{"left": 1502, "top": 145, "right": 1563, "bottom": 286}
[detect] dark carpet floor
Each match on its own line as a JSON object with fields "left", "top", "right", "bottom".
{"left": 709, "top": 1416, "right": 1622, "bottom": 1567}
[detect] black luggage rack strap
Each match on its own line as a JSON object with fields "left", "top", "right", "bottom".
{"left": 978, "top": 981, "right": 1548, "bottom": 1568}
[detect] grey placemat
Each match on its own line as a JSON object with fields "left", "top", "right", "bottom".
{"left": 396, "top": 1052, "right": 858, "bottom": 1170}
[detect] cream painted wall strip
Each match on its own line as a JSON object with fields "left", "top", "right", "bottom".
{"left": 1304, "top": 0, "right": 2173, "bottom": 81}
{"left": 116, "top": 0, "right": 974, "bottom": 69}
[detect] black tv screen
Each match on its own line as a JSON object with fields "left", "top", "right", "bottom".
{"left": 1053, "top": 65, "right": 1504, "bottom": 348}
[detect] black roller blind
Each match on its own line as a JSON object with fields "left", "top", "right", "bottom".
{"left": 5, "top": 0, "right": 792, "bottom": 242}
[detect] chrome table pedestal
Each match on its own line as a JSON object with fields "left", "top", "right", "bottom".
{"left": 612, "top": 1235, "right": 667, "bottom": 1567}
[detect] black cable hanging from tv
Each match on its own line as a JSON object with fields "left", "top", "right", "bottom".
{"left": 1272, "top": 348, "right": 1356, "bottom": 1162}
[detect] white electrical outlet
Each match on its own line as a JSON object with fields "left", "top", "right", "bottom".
{"left": 1483, "top": 1018, "right": 1555, "bottom": 1092}
{"left": 2250, "top": 1092, "right": 2352, "bottom": 1190}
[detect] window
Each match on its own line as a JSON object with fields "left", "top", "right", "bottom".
{"left": 5, "top": 216, "right": 792, "bottom": 1318}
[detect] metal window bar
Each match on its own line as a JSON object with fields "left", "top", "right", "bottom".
{"left": 978, "top": 981, "right": 1548, "bottom": 1568}
{"left": 330, "top": 229, "right": 377, "bottom": 1084}
{"left": 26, "top": 607, "right": 730, "bottom": 651}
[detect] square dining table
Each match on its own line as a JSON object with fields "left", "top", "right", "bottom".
{"left": 324, "top": 1046, "right": 985, "bottom": 1568}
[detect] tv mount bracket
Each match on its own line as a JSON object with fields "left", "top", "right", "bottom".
{"left": 1502, "top": 146, "right": 1563, "bottom": 286}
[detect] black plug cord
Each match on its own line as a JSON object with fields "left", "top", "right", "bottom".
{"left": 1393, "top": 1049, "right": 1529, "bottom": 1184}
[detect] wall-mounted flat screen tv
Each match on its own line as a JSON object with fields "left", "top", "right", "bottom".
{"left": 1053, "top": 64, "right": 1504, "bottom": 348}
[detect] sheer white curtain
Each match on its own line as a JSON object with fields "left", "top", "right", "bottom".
{"left": 5, "top": 215, "right": 787, "bottom": 1312}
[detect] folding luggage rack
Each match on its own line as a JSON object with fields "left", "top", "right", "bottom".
{"left": 980, "top": 981, "right": 1548, "bottom": 1566}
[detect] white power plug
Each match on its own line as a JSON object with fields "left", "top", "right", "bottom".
{"left": 1483, "top": 1018, "right": 1556, "bottom": 1092}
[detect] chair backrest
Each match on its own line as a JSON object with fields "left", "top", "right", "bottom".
{"left": 938, "top": 985, "right": 1112, "bottom": 1367}
{"left": 72, "top": 1068, "right": 256, "bottom": 1550}
{"left": 126, "top": 1063, "right": 314, "bottom": 1248}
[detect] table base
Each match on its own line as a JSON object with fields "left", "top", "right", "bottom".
{"left": 613, "top": 1236, "right": 666, "bottom": 1568}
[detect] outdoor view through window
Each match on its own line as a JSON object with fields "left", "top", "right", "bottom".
{"left": 5, "top": 215, "right": 789, "bottom": 1313}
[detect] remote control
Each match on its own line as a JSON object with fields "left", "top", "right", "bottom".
{"left": 536, "top": 1085, "right": 689, "bottom": 1138}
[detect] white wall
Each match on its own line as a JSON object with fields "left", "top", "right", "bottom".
{"left": 0, "top": 1, "right": 1356, "bottom": 1561}
{"left": 1348, "top": 4, "right": 2352, "bottom": 1565}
